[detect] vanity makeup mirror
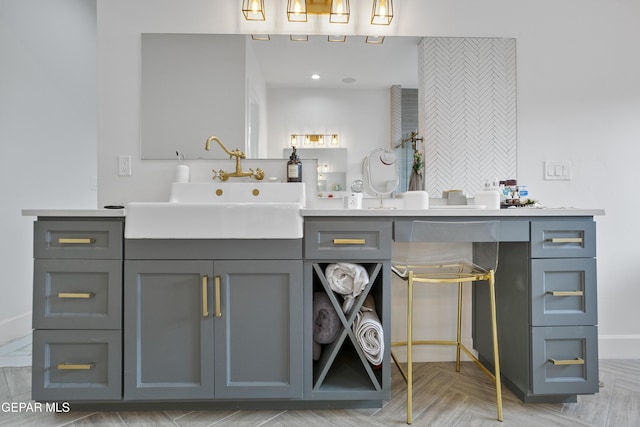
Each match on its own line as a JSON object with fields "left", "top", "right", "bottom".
{"left": 362, "top": 148, "right": 399, "bottom": 208}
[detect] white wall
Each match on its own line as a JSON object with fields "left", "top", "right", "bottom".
{"left": 0, "top": 0, "right": 97, "bottom": 343}
{"left": 5, "top": 0, "right": 638, "bottom": 357}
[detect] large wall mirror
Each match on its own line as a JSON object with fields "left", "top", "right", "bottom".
{"left": 141, "top": 34, "right": 516, "bottom": 196}
{"left": 141, "top": 34, "right": 419, "bottom": 160}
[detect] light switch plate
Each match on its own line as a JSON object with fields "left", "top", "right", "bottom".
{"left": 544, "top": 161, "right": 572, "bottom": 180}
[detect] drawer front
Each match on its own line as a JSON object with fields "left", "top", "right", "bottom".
{"left": 34, "top": 220, "right": 123, "bottom": 259}
{"left": 32, "top": 329, "right": 122, "bottom": 401}
{"left": 33, "top": 260, "right": 122, "bottom": 329}
{"left": 304, "top": 220, "right": 392, "bottom": 260}
{"left": 531, "top": 326, "right": 599, "bottom": 395}
{"left": 530, "top": 220, "right": 596, "bottom": 258}
{"left": 531, "top": 258, "right": 597, "bottom": 326}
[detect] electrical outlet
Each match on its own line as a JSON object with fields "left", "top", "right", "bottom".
{"left": 118, "top": 155, "right": 132, "bottom": 176}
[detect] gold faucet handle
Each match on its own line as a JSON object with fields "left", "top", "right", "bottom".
{"left": 253, "top": 168, "right": 265, "bottom": 180}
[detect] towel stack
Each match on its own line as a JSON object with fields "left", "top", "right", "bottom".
{"left": 311, "top": 263, "right": 384, "bottom": 365}
{"left": 352, "top": 295, "right": 384, "bottom": 366}
{"left": 312, "top": 292, "right": 341, "bottom": 360}
{"left": 324, "top": 263, "right": 370, "bottom": 313}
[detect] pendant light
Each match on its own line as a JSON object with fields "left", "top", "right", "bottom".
{"left": 330, "top": 0, "right": 350, "bottom": 24}
{"left": 242, "top": 0, "right": 265, "bottom": 20}
{"left": 371, "top": 0, "right": 393, "bottom": 25}
{"left": 287, "top": 0, "right": 307, "bottom": 22}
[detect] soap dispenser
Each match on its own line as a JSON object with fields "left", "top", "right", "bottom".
{"left": 287, "top": 147, "right": 302, "bottom": 182}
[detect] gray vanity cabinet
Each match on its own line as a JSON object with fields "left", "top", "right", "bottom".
{"left": 478, "top": 218, "right": 599, "bottom": 403}
{"left": 528, "top": 220, "right": 599, "bottom": 398}
{"left": 123, "top": 241, "right": 303, "bottom": 401}
{"left": 31, "top": 219, "right": 124, "bottom": 401}
{"left": 304, "top": 219, "right": 392, "bottom": 402}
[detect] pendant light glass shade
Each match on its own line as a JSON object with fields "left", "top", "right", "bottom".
{"left": 330, "top": 0, "right": 350, "bottom": 24}
{"left": 242, "top": 0, "right": 265, "bottom": 21}
{"left": 287, "top": 0, "right": 307, "bottom": 22}
{"left": 371, "top": 0, "right": 393, "bottom": 25}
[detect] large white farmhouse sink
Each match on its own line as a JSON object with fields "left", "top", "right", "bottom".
{"left": 125, "top": 182, "right": 305, "bottom": 239}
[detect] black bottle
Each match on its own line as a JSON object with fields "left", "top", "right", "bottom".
{"left": 287, "top": 147, "right": 302, "bottom": 182}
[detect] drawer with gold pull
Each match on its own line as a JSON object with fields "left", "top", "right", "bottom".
{"left": 530, "top": 220, "right": 596, "bottom": 258}
{"left": 34, "top": 220, "right": 123, "bottom": 259}
{"left": 32, "top": 329, "right": 122, "bottom": 401}
{"left": 304, "top": 220, "right": 392, "bottom": 260}
{"left": 33, "top": 259, "right": 122, "bottom": 329}
{"left": 530, "top": 258, "right": 597, "bottom": 326}
{"left": 531, "top": 326, "right": 598, "bottom": 395}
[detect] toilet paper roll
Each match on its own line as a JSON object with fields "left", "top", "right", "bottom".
{"left": 174, "top": 165, "right": 190, "bottom": 183}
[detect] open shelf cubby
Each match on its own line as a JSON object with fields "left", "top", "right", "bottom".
{"left": 311, "top": 262, "right": 385, "bottom": 395}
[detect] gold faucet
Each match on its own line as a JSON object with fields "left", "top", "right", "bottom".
{"left": 205, "top": 135, "right": 264, "bottom": 181}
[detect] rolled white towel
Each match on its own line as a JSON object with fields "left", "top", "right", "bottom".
{"left": 325, "top": 263, "right": 370, "bottom": 313}
{"left": 353, "top": 295, "right": 384, "bottom": 366}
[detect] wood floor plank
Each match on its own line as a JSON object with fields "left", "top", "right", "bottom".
{"left": 68, "top": 412, "right": 127, "bottom": 426}
{"left": 0, "top": 360, "right": 639, "bottom": 426}
{"left": 172, "top": 409, "right": 241, "bottom": 426}
{"left": 115, "top": 410, "right": 177, "bottom": 426}
{"left": 605, "top": 378, "right": 640, "bottom": 427}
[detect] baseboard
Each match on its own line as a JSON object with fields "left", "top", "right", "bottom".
{"left": 598, "top": 335, "right": 640, "bottom": 359}
{"left": 0, "top": 312, "right": 32, "bottom": 346}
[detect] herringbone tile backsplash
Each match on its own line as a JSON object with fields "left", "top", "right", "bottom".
{"left": 419, "top": 37, "right": 517, "bottom": 197}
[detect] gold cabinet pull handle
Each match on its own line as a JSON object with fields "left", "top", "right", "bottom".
{"left": 333, "top": 238, "right": 366, "bottom": 245}
{"left": 548, "top": 358, "right": 585, "bottom": 366}
{"left": 547, "top": 290, "right": 584, "bottom": 297}
{"left": 57, "top": 292, "right": 95, "bottom": 299}
{"left": 58, "top": 238, "right": 95, "bottom": 244}
{"left": 202, "top": 276, "right": 209, "bottom": 317}
{"left": 57, "top": 362, "right": 95, "bottom": 370}
{"left": 549, "top": 237, "right": 583, "bottom": 244}
{"left": 215, "top": 276, "right": 222, "bottom": 318}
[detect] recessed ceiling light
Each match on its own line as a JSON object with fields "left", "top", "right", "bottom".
{"left": 342, "top": 77, "right": 356, "bottom": 84}
{"left": 311, "top": 74, "right": 320, "bottom": 80}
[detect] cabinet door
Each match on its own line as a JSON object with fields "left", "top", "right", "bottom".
{"left": 124, "top": 260, "right": 214, "bottom": 400}
{"left": 214, "top": 260, "right": 303, "bottom": 398}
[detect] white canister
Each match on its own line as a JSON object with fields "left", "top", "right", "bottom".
{"left": 474, "top": 190, "right": 500, "bottom": 209}
{"left": 397, "top": 191, "right": 429, "bottom": 209}
{"left": 174, "top": 164, "right": 190, "bottom": 183}
{"left": 343, "top": 192, "right": 363, "bottom": 209}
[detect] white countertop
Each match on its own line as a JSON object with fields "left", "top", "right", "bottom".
{"left": 22, "top": 207, "right": 604, "bottom": 218}
{"left": 301, "top": 207, "right": 605, "bottom": 217}
{"left": 22, "top": 209, "right": 125, "bottom": 217}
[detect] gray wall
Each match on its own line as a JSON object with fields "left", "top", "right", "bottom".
{"left": 0, "top": 0, "right": 97, "bottom": 343}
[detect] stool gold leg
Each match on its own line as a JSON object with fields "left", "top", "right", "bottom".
{"left": 456, "top": 281, "right": 463, "bottom": 372}
{"left": 489, "top": 270, "right": 504, "bottom": 421}
{"left": 407, "top": 271, "right": 414, "bottom": 424}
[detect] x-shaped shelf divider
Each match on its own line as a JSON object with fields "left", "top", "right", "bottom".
{"left": 312, "top": 262, "right": 383, "bottom": 391}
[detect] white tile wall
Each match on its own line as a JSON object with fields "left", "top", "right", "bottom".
{"left": 418, "top": 37, "right": 517, "bottom": 197}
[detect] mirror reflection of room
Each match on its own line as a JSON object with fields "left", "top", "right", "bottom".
{"left": 141, "top": 34, "right": 516, "bottom": 200}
